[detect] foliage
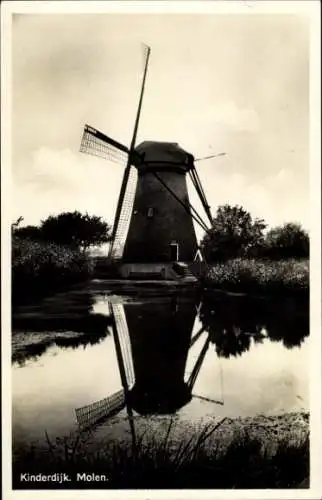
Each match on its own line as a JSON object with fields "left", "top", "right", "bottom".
{"left": 11, "top": 216, "right": 24, "bottom": 230}
{"left": 13, "top": 417, "right": 309, "bottom": 489}
{"left": 39, "top": 211, "right": 111, "bottom": 250}
{"left": 204, "top": 258, "right": 309, "bottom": 296}
{"left": 14, "top": 225, "right": 43, "bottom": 241}
{"left": 200, "top": 205, "right": 267, "bottom": 261}
{"left": 11, "top": 211, "right": 111, "bottom": 303}
{"left": 263, "top": 223, "right": 309, "bottom": 259}
{"left": 12, "top": 236, "right": 94, "bottom": 304}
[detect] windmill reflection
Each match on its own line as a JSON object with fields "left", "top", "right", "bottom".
{"left": 75, "top": 295, "right": 217, "bottom": 432}
{"left": 123, "top": 296, "right": 196, "bottom": 414}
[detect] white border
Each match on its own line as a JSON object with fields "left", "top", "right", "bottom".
{"left": 1, "top": 1, "right": 321, "bottom": 499}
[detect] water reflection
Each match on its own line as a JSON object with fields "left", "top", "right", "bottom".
{"left": 200, "top": 295, "right": 309, "bottom": 357}
{"left": 12, "top": 290, "right": 112, "bottom": 365}
{"left": 75, "top": 295, "right": 212, "bottom": 429}
{"left": 12, "top": 289, "right": 309, "bottom": 446}
{"left": 75, "top": 292, "right": 309, "bottom": 431}
{"left": 13, "top": 290, "right": 309, "bottom": 368}
{"left": 125, "top": 296, "right": 197, "bottom": 413}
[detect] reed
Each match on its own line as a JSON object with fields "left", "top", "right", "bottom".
{"left": 13, "top": 418, "right": 309, "bottom": 489}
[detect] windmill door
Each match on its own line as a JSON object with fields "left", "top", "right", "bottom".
{"left": 170, "top": 241, "right": 179, "bottom": 262}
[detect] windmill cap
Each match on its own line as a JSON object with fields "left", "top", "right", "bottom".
{"left": 135, "top": 141, "right": 195, "bottom": 172}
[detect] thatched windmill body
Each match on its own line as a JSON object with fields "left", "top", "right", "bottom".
{"left": 80, "top": 45, "right": 224, "bottom": 280}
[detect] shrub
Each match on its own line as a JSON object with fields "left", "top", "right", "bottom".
{"left": 12, "top": 236, "right": 94, "bottom": 303}
{"left": 204, "top": 258, "right": 309, "bottom": 295}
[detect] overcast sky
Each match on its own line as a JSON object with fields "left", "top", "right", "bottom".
{"left": 11, "top": 10, "right": 310, "bottom": 241}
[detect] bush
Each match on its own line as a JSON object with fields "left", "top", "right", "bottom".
{"left": 204, "top": 258, "right": 309, "bottom": 295}
{"left": 12, "top": 236, "right": 94, "bottom": 303}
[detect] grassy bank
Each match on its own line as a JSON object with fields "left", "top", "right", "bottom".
{"left": 203, "top": 258, "right": 309, "bottom": 296}
{"left": 13, "top": 413, "right": 309, "bottom": 489}
{"left": 12, "top": 237, "right": 94, "bottom": 304}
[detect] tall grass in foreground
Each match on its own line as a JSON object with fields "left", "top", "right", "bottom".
{"left": 12, "top": 237, "right": 94, "bottom": 304}
{"left": 204, "top": 258, "right": 309, "bottom": 295}
{"left": 13, "top": 419, "right": 309, "bottom": 489}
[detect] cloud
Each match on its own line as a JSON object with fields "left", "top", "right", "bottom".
{"left": 212, "top": 101, "right": 260, "bottom": 133}
{"left": 12, "top": 148, "right": 125, "bottom": 226}
{"left": 189, "top": 161, "right": 309, "bottom": 241}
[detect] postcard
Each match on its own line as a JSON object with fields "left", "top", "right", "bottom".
{"left": 1, "top": 1, "right": 321, "bottom": 499}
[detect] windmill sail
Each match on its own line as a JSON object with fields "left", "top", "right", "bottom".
{"left": 108, "top": 166, "right": 138, "bottom": 260}
{"left": 108, "top": 45, "right": 151, "bottom": 261}
{"left": 80, "top": 124, "right": 130, "bottom": 165}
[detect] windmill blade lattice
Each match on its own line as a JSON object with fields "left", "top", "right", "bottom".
{"left": 108, "top": 166, "right": 138, "bottom": 260}
{"left": 110, "top": 302, "right": 136, "bottom": 388}
{"left": 80, "top": 124, "right": 129, "bottom": 165}
{"left": 75, "top": 389, "right": 125, "bottom": 430}
{"left": 74, "top": 303, "right": 135, "bottom": 430}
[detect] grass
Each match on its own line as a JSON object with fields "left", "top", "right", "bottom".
{"left": 12, "top": 237, "right": 94, "bottom": 304}
{"left": 203, "top": 258, "right": 309, "bottom": 296}
{"left": 12, "top": 417, "right": 309, "bottom": 489}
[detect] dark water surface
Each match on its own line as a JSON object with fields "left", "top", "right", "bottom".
{"left": 12, "top": 281, "right": 309, "bottom": 449}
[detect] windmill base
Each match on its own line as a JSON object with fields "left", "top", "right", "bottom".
{"left": 119, "top": 262, "right": 198, "bottom": 282}
{"left": 93, "top": 257, "right": 208, "bottom": 282}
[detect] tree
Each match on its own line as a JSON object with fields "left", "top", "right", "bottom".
{"left": 40, "top": 211, "right": 111, "bottom": 250}
{"left": 200, "top": 204, "right": 267, "bottom": 261}
{"left": 264, "top": 223, "right": 309, "bottom": 259}
{"left": 14, "top": 225, "right": 42, "bottom": 241}
{"left": 12, "top": 216, "right": 24, "bottom": 231}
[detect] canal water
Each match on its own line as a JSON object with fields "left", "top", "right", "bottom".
{"left": 12, "top": 282, "right": 309, "bottom": 451}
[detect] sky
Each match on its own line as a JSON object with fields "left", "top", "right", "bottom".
{"left": 11, "top": 9, "right": 310, "bottom": 242}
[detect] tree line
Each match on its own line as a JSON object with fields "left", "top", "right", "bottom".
{"left": 200, "top": 204, "right": 309, "bottom": 261}
{"left": 12, "top": 205, "right": 309, "bottom": 261}
{"left": 12, "top": 211, "right": 111, "bottom": 252}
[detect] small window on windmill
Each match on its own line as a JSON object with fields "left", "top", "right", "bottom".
{"left": 147, "top": 207, "right": 154, "bottom": 218}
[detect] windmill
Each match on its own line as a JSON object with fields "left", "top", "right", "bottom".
{"left": 75, "top": 297, "right": 224, "bottom": 432}
{"left": 80, "top": 45, "right": 225, "bottom": 280}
